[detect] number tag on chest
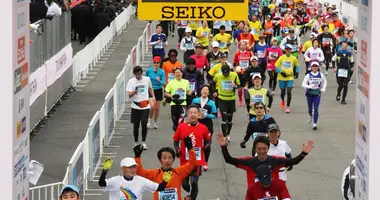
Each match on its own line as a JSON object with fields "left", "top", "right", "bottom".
{"left": 221, "top": 80, "right": 233, "bottom": 90}
{"left": 168, "top": 73, "right": 175, "bottom": 81}
{"left": 186, "top": 147, "right": 201, "bottom": 160}
{"left": 159, "top": 188, "right": 178, "bottom": 200}
{"left": 338, "top": 69, "right": 348, "bottom": 78}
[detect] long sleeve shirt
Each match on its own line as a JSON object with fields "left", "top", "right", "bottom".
{"left": 303, "top": 47, "right": 325, "bottom": 62}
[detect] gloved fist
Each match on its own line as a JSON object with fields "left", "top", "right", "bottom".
{"left": 172, "top": 94, "right": 180, "bottom": 100}
{"left": 103, "top": 157, "right": 113, "bottom": 171}
{"left": 280, "top": 72, "right": 287, "bottom": 77}
{"left": 240, "top": 141, "right": 246, "bottom": 149}
{"left": 176, "top": 149, "right": 181, "bottom": 158}
{"left": 294, "top": 72, "right": 299, "bottom": 79}
{"left": 202, "top": 144, "right": 210, "bottom": 150}
{"left": 184, "top": 136, "right": 193, "bottom": 150}
{"left": 133, "top": 144, "right": 144, "bottom": 157}
{"left": 163, "top": 171, "right": 173, "bottom": 182}
{"left": 287, "top": 165, "right": 293, "bottom": 171}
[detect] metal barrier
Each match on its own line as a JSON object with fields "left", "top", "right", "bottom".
{"left": 29, "top": 182, "right": 63, "bottom": 200}
{"left": 29, "top": 19, "right": 157, "bottom": 200}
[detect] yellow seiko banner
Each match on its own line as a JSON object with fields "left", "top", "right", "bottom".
{"left": 137, "top": 0, "right": 249, "bottom": 20}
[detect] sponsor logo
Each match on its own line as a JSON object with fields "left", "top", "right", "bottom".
{"left": 17, "top": 9, "right": 26, "bottom": 32}
{"left": 17, "top": 36, "right": 26, "bottom": 64}
{"left": 18, "top": 96, "right": 25, "bottom": 114}
{"left": 360, "top": 101, "right": 365, "bottom": 116}
{"left": 16, "top": 116, "right": 26, "bottom": 139}
{"left": 161, "top": 6, "right": 226, "bottom": 19}
{"left": 21, "top": 62, "right": 28, "bottom": 88}
{"left": 14, "top": 67, "right": 22, "bottom": 94}
{"left": 30, "top": 78, "right": 37, "bottom": 94}
{"left": 358, "top": 120, "right": 367, "bottom": 143}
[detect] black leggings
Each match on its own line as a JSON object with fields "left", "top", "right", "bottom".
{"left": 267, "top": 70, "right": 278, "bottom": 91}
{"left": 178, "top": 28, "right": 185, "bottom": 43}
{"left": 182, "top": 174, "right": 200, "bottom": 200}
{"left": 280, "top": 87, "right": 292, "bottom": 107}
{"left": 171, "top": 105, "right": 186, "bottom": 132}
{"left": 337, "top": 77, "right": 349, "bottom": 100}
{"left": 322, "top": 48, "right": 332, "bottom": 72}
{"left": 131, "top": 109, "right": 149, "bottom": 142}
{"left": 273, "top": 25, "right": 281, "bottom": 37}
{"left": 259, "top": 62, "right": 267, "bottom": 85}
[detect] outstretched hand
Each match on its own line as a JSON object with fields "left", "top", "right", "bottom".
{"left": 302, "top": 140, "right": 315, "bottom": 153}
{"left": 216, "top": 132, "right": 227, "bottom": 146}
{"left": 133, "top": 144, "right": 144, "bottom": 157}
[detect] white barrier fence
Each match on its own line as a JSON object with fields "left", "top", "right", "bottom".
{"left": 29, "top": 18, "right": 157, "bottom": 200}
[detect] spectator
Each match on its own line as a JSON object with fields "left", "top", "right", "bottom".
{"left": 46, "top": 0, "right": 62, "bottom": 18}
{"left": 71, "top": 1, "right": 89, "bottom": 44}
{"left": 105, "top": 0, "right": 117, "bottom": 20}
{"left": 30, "top": 0, "right": 48, "bottom": 23}
{"left": 94, "top": 3, "right": 111, "bottom": 36}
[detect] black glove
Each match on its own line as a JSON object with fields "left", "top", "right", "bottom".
{"left": 240, "top": 141, "right": 246, "bottom": 149}
{"left": 184, "top": 136, "right": 193, "bottom": 150}
{"left": 172, "top": 94, "right": 180, "bottom": 100}
{"left": 175, "top": 150, "right": 181, "bottom": 158}
{"left": 133, "top": 144, "right": 144, "bottom": 157}
{"left": 287, "top": 165, "right": 293, "bottom": 171}
{"left": 294, "top": 72, "right": 299, "bottom": 79}
{"left": 281, "top": 72, "right": 287, "bottom": 77}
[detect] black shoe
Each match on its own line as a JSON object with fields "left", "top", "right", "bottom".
{"left": 336, "top": 95, "right": 341, "bottom": 101}
{"left": 341, "top": 100, "right": 347, "bottom": 105}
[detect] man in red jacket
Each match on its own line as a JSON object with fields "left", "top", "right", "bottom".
{"left": 246, "top": 165, "right": 291, "bottom": 200}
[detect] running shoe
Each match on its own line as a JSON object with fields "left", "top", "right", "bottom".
{"left": 227, "top": 136, "right": 231, "bottom": 144}
{"left": 203, "top": 163, "right": 209, "bottom": 171}
{"left": 171, "top": 33, "right": 175, "bottom": 37}
{"left": 147, "top": 119, "right": 152, "bottom": 129}
{"left": 133, "top": 143, "right": 139, "bottom": 148}
{"left": 312, "top": 123, "right": 318, "bottom": 130}
{"left": 308, "top": 117, "right": 312, "bottom": 124}
{"left": 271, "top": 91, "right": 275, "bottom": 96}
{"left": 153, "top": 123, "right": 158, "bottom": 129}
{"left": 336, "top": 95, "right": 341, "bottom": 101}
{"left": 142, "top": 142, "right": 148, "bottom": 150}
{"left": 341, "top": 100, "right": 347, "bottom": 105}
{"left": 285, "top": 108, "right": 290, "bottom": 113}
{"left": 349, "top": 80, "right": 353, "bottom": 84}
{"left": 280, "top": 100, "right": 285, "bottom": 109}
{"left": 238, "top": 100, "right": 243, "bottom": 107}
{"left": 325, "top": 71, "right": 328, "bottom": 76}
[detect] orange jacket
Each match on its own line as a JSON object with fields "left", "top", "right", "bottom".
{"left": 162, "top": 60, "right": 183, "bottom": 84}
{"left": 135, "top": 149, "right": 197, "bottom": 200}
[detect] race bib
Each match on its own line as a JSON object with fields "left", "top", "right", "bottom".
{"left": 251, "top": 94, "right": 264, "bottom": 103}
{"left": 189, "top": 82, "right": 196, "bottom": 92}
{"left": 210, "top": 61, "right": 216, "bottom": 68}
{"left": 310, "top": 52, "right": 319, "bottom": 60}
{"left": 219, "top": 42, "right": 226, "bottom": 48}
{"left": 338, "top": 69, "right": 348, "bottom": 78}
{"left": 168, "top": 73, "right": 175, "bottom": 81}
{"left": 221, "top": 80, "right": 233, "bottom": 90}
{"left": 252, "top": 132, "right": 268, "bottom": 140}
{"left": 185, "top": 43, "right": 194, "bottom": 49}
{"left": 251, "top": 28, "right": 256, "bottom": 34}
{"left": 136, "top": 85, "right": 146, "bottom": 94}
{"left": 258, "top": 197, "right": 279, "bottom": 200}
{"left": 155, "top": 42, "right": 163, "bottom": 49}
{"left": 322, "top": 38, "right": 330, "bottom": 44}
{"left": 292, "top": 44, "right": 298, "bottom": 52}
{"left": 269, "top": 52, "right": 278, "bottom": 60}
{"left": 200, "top": 108, "right": 207, "bottom": 115}
{"left": 240, "top": 60, "right": 249, "bottom": 69}
{"left": 257, "top": 50, "right": 265, "bottom": 58}
{"left": 280, "top": 7, "right": 286, "bottom": 12}
{"left": 241, "top": 39, "right": 249, "bottom": 45}
{"left": 186, "top": 147, "right": 201, "bottom": 160}
{"left": 282, "top": 61, "right": 292, "bottom": 69}
{"left": 159, "top": 188, "right": 178, "bottom": 200}
{"left": 180, "top": 20, "right": 187, "bottom": 26}
{"left": 266, "top": 28, "right": 273, "bottom": 33}
{"left": 202, "top": 31, "right": 208, "bottom": 37}
{"left": 174, "top": 89, "right": 186, "bottom": 100}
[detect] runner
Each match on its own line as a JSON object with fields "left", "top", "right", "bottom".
{"left": 342, "top": 159, "right": 356, "bottom": 200}
{"left": 332, "top": 41, "right": 354, "bottom": 105}
{"left": 303, "top": 39, "right": 324, "bottom": 74}
{"left": 182, "top": 58, "right": 204, "bottom": 106}
{"left": 206, "top": 41, "right": 222, "bottom": 69}
{"left": 265, "top": 37, "right": 283, "bottom": 94}
{"left": 133, "top": 137, "right": 196, "bottom": 200}
{"left": 162, "top": 49, "right": 183, "bottom": 86}
{"left": 177, "top": 20, "right": 188, "bottom": 49}
{"left": 301, "top": 62, "right": 327, "bottom": 130}
{"left": 195, "top": 20, "right": 211, "bottom": 56}
{"left": 60, "top": 185, "right": 80, "bottom": 200}
{"left": 149, "top": 24, "right": 168, "bottom": 61}
{"left": 173, "top": 105, "right": 211, "bottom": 200}
{"left": 126, "top": 66, "right": 155, "bottom": 149}
{"left": 179, "top": 27, "right": 197, "bottom": 63}
{"left": 98, "top": 157, "right": 173, "bottom": 200}
{"left": 237, "top": 25, "right": 255, "bottom": 51}
{"left": 145, "top": 57, "right": 166, "bottom": 130}
{"left": 317, "top": 24, "right": 335, "bottom": 75}
{"left": 244, "top": 56, "right": 265, "bottom": 89}
{"left": 275, "top": 44, "right": 300, "bottom": 113}
{"left": 253, "top": 34, "right": 270, "bottom": 85}
{"left": 212, "top": 25, "right": 234, "bottom": 58}
{"left": 164, "top": 68, "right": 192, "bottom": 131}
{"left": 244, "top": 75, "right": 273, "bottom": 119}
{"left": 213, "top": 65, "right": 240, "bottom": 142}
{"left": 191, "top": 85, "right": 217, "bottom": 171}
{"left": 234, "top": 41, "right": 253, "bottom": 106}
{"left": 280, "top": 29, "right": 301, "bottom": 59}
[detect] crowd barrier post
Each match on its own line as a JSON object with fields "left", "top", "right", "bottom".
{"left": 87, "top": 111, "right": 102, "bottom": 182}
{"left": 67, "top": 141, "right": 85, "bottom": 199}
{"left": 104, "top": 87, "right": 116, "bottom": 146}
{"left": 114, "top": 68, "right": 127, "bottom": 121}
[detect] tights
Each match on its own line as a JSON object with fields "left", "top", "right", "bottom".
{"left": 337, "top": 78, "right": 349, "bottom": 100}
{"left": 182, "top": 175, "right": 200, "bottom": 200}
{"left": 133, "top": 118, "right": 148, "bottom": 142}
{"left": 280, "top": 87, "right": 292, "bottom": 107}
{"left": 267, "top": 71, "right": 278, "bottom": 91}
{"left": 221, "top": 113, "right": 233, "bottom": 137}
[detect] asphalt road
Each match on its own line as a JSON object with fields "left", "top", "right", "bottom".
{"left": 84, "top": 30, "right": 355, "bottom": 200}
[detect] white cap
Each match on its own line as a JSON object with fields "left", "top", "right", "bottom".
{"left": 310, "top": 61, "right": 320, "bottom": 67}
{"left": 250, "top": 56, "right": 258, "bottom": 61}
{"left": 212, "top": 41, "right": 219, "bottom": 48}
{"left": 310, "top": 32, "right": 317, "bottom": 38}
{"left": 120, "top": 157, "right": 138, "bottom": 167}
{"left": 285, "top": 44, "right": 293, "bottom": 49}
{"left": 185, "top": 27, "right": 192, "bottom": 33}
{"left": 252, "top": 73, "right": 262, "bottom": 79}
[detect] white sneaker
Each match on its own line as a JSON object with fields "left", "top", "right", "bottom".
{"left": 349, "top": 80, "right": 353, "bottom": 84}
{"left": 153, "top": 123, "right": 158, "bottom": 129}
{"left": 226, "top": 136, "right": 231, "bottom": 143}
{"left": 142, "top": 142, "right": 148, "bottom": 150}
{"left": 271, "top": 91, "right": 275, "bottom": 96}
{"left": 308, "top": 117, "right": 312, "bottom": 124}
{"left": 147, "top": 119, "right": 152, "bottom": 129}
{"left": 133, "top": 143, "right": 139, "bottom": 148}
{"left": 312, "top": 123, "right": 318, "bottom": 130}
{"left": 325, "top": 72, "right": 328, "bottom": 76}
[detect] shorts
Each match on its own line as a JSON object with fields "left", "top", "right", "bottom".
{"left": 190, "top": 166, "right": 202, "bottom": 176}
{"left": 130, "top": 108, "right": 149, "bottom": 124}
{"left": 153, "top": 88, "right": 163, "bottom": 101}
{"left": 218, "top": 98, "right": 236, "bottom": 113}
{"left": 278, "top": 80, "right": 294, "bottom": 89}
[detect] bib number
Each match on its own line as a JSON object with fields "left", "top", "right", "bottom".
{"left": 189, "top": 82, "right": 196, "bottom": 92}
{"left": 186, "top": 147, "right": 201, "bottom": 161}
{"left": 257, "top": 50, "right": 265, "bottom": 58}
{"left": 202, "top": 31, "right": 208, "bottom": 37}
{"left": 185, "top": 43, "right": 194, "bottom": 49}
{"left": 155, "top": 42, "right": 163, "bottom": 49}
{"left": 282, "top": 61, "right": 292, "bottom": 69}
{"left": 258, "top": 197, "right": 279, "bottom": 200}
{"left": 221, "top": 80, "right": 233, "bottom": 90}
{"left": 338, "top": 69, "right": 348, "bottom": 78}
{"left": 251, "top": 94, "right": 264, "bottom": 103}
{"left": 269, "top": 52, "right": 278, "bottom": 60}
{"left": 292, "top": 45, "right": 297, "bottom": 52}
{"left": 252, "top": 132, "right": 267, "bottom": 140}
{"left": 174, "top": 89, "right": 186, "bottom": 100}
{"left": 240, "top": 60, "right": 249, "bottom": 69}
{"left": 159, "top": 188, "right": 178, "bottom": 200}
{"left": 168, "top": 73, "right": 175, "bottom": 81}
{"left": 219, "top": 42, "right": 226, "bottom": 48}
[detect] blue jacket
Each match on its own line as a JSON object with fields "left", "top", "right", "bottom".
{"left": 149, "top": 33, "right": 167, "bottom": 56}
{"left": 254, "top": 43, "right": 270, "bottom": 64}
{"left": 145, "top": 67, "right": 166, "bottom": 90}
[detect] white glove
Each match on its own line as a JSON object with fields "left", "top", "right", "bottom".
{"left": 305, "top": 57, "right": 311, "bottom": 62}
{"left": 307, "top": 85, "right": 314, "bottom": 89}
{"left": 321, "top": 88, "right": 326, "bottom": 93}
{"left": 203, "top": 112, "right": 208, "bottom": 118}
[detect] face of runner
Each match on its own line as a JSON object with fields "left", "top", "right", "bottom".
{"left": 187, "top": 107, "right": 199, "bottom": 124}
{"left": 253, "top": 76, "right": 262, "bottom": 86}
{"left": 311, "top": 64, "right": 319, "bottom": 72}
{"left": 255, "top": 142, "right": 269, "bottom": 159}
{"left": 251, "top": 59, "right": 258, "bottom": 67}
{"left": 60, "top": 191, "right": 79, "bottom": 200}
{"left": 238, "top": 22, "right": 244, "bottom": 30}
{"left": 219, "top": 28, "right": 225, "bottom": 34}
{"left": 285, "top": 48, "right": 292, "bottom": 55}
{"left": 187, "top": 63, "right": 195, "bottom": 71}
{"left": 341, "top": 42, "right": 348, "bottom": 50}
{"left": 243, "top": 26, "right": 250, "bottom": 33}
{"left": 122, "top": 165, "right": 137, "bottom": 177}
{"left": 160, "top": 151, "right": 174, "bottom": 169}
{"left": 156, "top": 25, "right": 162, "bottom": 34}
{"left": 195, "top": 46, "right": 203, "bottom": 55}
{"left": 268, "top": 130, "right": 280, "bottom": 143}
{"left": 201, "top": 86, "right": 210, "bottom": 98}
{"left": 312, "top": 40, "right": 319, "bottom": 48}
{"left": 255, "top": 104, "right": 265, "bottom": 116}
{"left": 185, "top": 31, "right": 191, "bottom": 37}
{"left": 219, "top": 57, "right": 227, "bottom": 63}
{"left": 348, "top": 31, "right": 355, "bottom": 38}
{"left": 326, "top": 18, "right": 332, "bottom": 24}
{"left": 202, "top": 20, "right": 208, "bottom": 28}
{"left": 174, "top": 68, "right": 183, "bottom": 80}
{"left": 323, "top": 26, "right": 329, "bottom": 33}
{"left": 153, "top": 61, "right": 160, "bottom": 68}
{"left": 169, "top": 53, "right": 177, "bottom": 62}
{"left": 240, "top": 42, "right": 247, "bottom": 51}
{"left": 134, "top": 71, "right": 142, "bottom": 80}
{"left": 251, "top": 15, "right": 257, "bottom": 22}
{"left": 343, "top": 31, "right": 348, "bottom": 37}
{"left": 272, "top": 40, "right": 278, "bottom": 46}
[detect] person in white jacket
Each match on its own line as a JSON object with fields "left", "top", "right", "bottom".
{"left": 180, "top": 27, "right": 197, "bottom": 63}
{"left": 341, "top": 159, "right": 356, "bottom": 200}
{"left": 45, "top": 0, "right": 62, "bottom": 18}
{"left": 301, "top": 62, "right": 327, "bottom": 130}
{"left": 303, "top": 39, "right": 325, "bottom": 74}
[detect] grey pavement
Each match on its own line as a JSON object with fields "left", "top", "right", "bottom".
{"left": 30, "top": 19, "right": 149, "bottom": 186}
{"left": 85, "top": 32, "right": 355, "bottom": 200}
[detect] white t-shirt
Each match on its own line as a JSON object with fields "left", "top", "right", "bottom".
{"left": 268, "top": 140, "right": 291, "bottom": 181}
{"left": 126, "top": 77, "right": 152, "bottom": 110}
{"left": 104, "top": 175, "right": 158, "bottom": 200}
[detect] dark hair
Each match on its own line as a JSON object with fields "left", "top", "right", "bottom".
{"left": 186, "top": 58, "right": 196, "bottom": 65}
{"left": 321, "top": 25, "right": 329, "bottom": 31}
{"left": 348, "top": 30, "right": 355, "bottom": 35}
{"left": 254, "top": 101, "right": 265, "bottom": 108}
{"left": 187, "top": 104, "right": 200, "bottom": 112}
{"left": 219, "top": 25, "right": 226, "bottom": 30}
{"left": 133, "top": 66, "right": 143, "bottom": 74}
{"left": 156, "top": 24, "right": 162, "bottom": 28}
{"left": 253, "top": 136, "right": 270, "bottom": 150}
{"left": 173, "top": 67, "right": 182, "bottom": 73}
{"left": 312, "top": 39, "right": 319, "bottom": 44}
{"left": 168, "top": 49, "right": 178, "bottom": 57}
{"left": 157, "top": 147, "right": 176, "bottom": 161}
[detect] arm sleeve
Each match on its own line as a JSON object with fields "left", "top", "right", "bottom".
{"left": 301, "top": 74, "right": 310, "bottom": 89}
{"left": 135, "top": 157, "right": 156, "bottom": 180}
{"left": 176, "top": 150, "right": 197, "bottom": 179}
{"left": 142, "top": 177, "right": 159, "bottom": 192}
{"left": 303, "top": 48, "right": 310, "bottom": 60}
{"left": 320, "top": 74, "right": 327, "bottom": 91}
{"left": 207, "top": 102, "right": 217, "bottom": 119}
{"left": 243, "top": 122, "right": 254, "bottom": 142}
{"left": 266, "top": 90, "right": 273, "bottom": 108}
{"left": 283, "top": 152, "right": 307, "bottom": 166}
{"left": 221, "top": 146, "right": 252, "bottom": 166}
{"left": 98, "top": 170, "right": 108, "bottom": 187}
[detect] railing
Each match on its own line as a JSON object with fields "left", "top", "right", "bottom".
{"left": 28, "top": 5, "right": 136, "bottom": 134}
{"left": 29, "top": 182, "right": 63, "bottom": 200}
{"left": 29, "top": 17, "right": 157, "bottom": 200}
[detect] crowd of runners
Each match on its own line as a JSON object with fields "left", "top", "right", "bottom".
{"left": 58, "top": 0, "right": 357, "bottom": 200}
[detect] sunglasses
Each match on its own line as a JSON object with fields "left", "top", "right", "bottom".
{"left": 255, "top": 106, "right": 265, "bottom": 109}
{"left": 154, "top": 62, "right": 160, "bottom": 64}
